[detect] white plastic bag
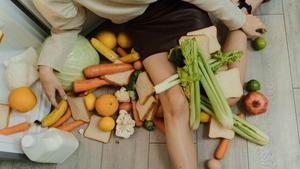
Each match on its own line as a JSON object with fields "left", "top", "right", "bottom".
{"left": 3, "top": 47, "right": 39, "bottom": 89}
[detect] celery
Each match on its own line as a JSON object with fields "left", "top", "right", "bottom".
{"left": 195, "top": 40, "right": 233, "bottom": 129}
{"left": 200, "top": 97, "right": 269, "bottom": 146}
{"left": 209, "top": 51, "right": 242, "bottom": 73}
{"left": 166, "top": 39, "right": 241, "bottom": 130}
{"left": 154, "top": 74, "right": 180, "bottom": 94}
{"left": 179, "top": 40, "right": 201, "bottom": 130}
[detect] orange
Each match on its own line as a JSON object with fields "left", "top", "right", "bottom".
{"left": 117, "top": 32, "right": 132, "bottom": 49}
{"left": 95, "top": 94, "right": 119, "bottom": 117}
{"left": 96, "top": 31, "right": 117, "bottom": 49}
{"left": 8, "top": 87, "right": 37, "bottom": 113}
{"left": 98, "top": 117, "right": 115, "bottom": 132}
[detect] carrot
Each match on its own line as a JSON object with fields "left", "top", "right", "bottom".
{"left": 119, "top": 102, "right": 132, "bottom": 112}
{"left": 238, "top": 112, "right": 245, "bottom": 119}
{"left": 131, "top": 100, "right": 143, "bottom": 127}
{"left": 153, "top": 118, "right": 165, "bottom": 135}
{"left": 116, "top": 47, "right": 128, "bottom": 57}
{"left": 0, "top": 122, "right": 31, "bottom": 135}
{"left": 133, "top": 60, "right": 143, "bottom": 70}
{"left": 214, "top": 113, "right": 245, "bottom": 160}
{"left": 214, "top": 138, "right": 230, "bottom": 160}
{"left": 83, "top": 63, "right": 133, "bottom": 78}
{"left": 73, "top": 78, "right": 111, "bottom": 93}
{"left": 58, "top": 120, "right": 85, "bottom": 132}
{"left": 50, "top": 109, "right": 72, "bottom": 128}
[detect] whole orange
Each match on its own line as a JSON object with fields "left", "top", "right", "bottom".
{"left": 8, "top": 87, "right": 37, "bottom": 113}
{"left": 95, "top": 94, "right": 119, "bottom": 116}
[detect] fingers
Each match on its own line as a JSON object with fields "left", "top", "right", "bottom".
{"left": 242, "top": 15, "right": 268, "bottom": 38}
{"left": 251, "top": 31, "right": 261, "bottom": 37}
{"left": 57, "top": 85, "right": 67, "bottom": 100}
{"left": 46, "top": 88, "right": 58, "bottom": 107}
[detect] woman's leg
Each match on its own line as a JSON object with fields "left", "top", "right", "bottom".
{"left": 223, "top": 30, "right": 248, "bottom": 106}
{"left": 225, "top": 0, "right": 265, "bottom": 106}
{"left": 143, "top": 53, "right": 197, "bottom": 169}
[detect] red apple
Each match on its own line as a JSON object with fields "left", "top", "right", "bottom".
{"left": 244, "top": 92, "right": 268, "bottom": 115}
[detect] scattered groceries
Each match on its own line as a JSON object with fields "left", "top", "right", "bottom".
{"left": 0, "top": 26, "right": 270, "bottom": 167}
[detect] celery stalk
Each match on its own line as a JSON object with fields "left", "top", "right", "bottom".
{"left": 180, "top": 40, "right": 201, "bottom": 130}
{"left": 196, "top": 41, "right": 233, "bottom": 129}
{"left": 200, "top": 96, "right": 269, "bottom": 146}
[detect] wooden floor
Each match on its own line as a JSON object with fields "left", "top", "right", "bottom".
{"left": 1, "top": 0, "right": 300, "bottom": 168}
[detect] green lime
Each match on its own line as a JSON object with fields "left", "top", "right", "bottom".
{"left": 252, "top": 37, "right": 267, "bottom": 51}
{"left": 246, "top": 79, "right": 261, "bottom": 91}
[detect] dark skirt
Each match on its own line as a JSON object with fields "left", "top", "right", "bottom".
{"left": 124, "top": 0, "right": 213, "bottom": 60}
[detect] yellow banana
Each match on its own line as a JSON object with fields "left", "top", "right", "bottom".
{"left": 119, "top": 51, "right": 140, "bottom": 63}
{"left": 41, "top": 100, "right": 68, "bottom": 127}
{"left": 90, "top": 38, "right": 120, "bottom": 62}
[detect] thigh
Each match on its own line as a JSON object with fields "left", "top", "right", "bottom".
{"left": 143, "top": 52, "right": 176, "bottom": 85}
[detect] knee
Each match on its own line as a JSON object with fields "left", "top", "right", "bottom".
{"left": 164, "top": 87, "right": 189, "bottom": 118}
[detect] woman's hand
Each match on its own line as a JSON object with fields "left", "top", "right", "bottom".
{"left": 241, "top": 15, "right": 267, "bottom": 37}
{"left": 39, "top": 65, "right": 67, "bottom": 107}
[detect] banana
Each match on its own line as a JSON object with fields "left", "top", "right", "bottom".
{"left": 41, "top": 100, "right": 68, "bottom": 127}
{"left": 90, "top": 38, "right": 120, "bottom": 62}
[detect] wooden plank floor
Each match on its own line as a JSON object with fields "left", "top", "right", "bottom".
{"left": 1, "top": 0, "right": 300, "bottom": 168}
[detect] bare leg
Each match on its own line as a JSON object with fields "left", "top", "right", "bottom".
{"left": 223, "top": 30, "right": 248, "bottom": 83}
{"left": 143, "top": 53, "right": 197, "bottom": 169}
{"left": 225, "top": 0, "right": 264, "bottom": 106}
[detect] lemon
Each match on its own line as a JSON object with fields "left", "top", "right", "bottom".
{"left": 200, "top": 112, "right": 210, "bottom": 123}
{"left": 117, "top": 32, "right": 132, "bottom": 49}
{"left": 96, "top": 31, "right": 117, "bottom": 49}
{"left": 8, "top": 87, "right": 37, "bottom": 113}
{"left": 252, "top": 37, "right": 267, "bottom": 51}
{"left": 98, "top": 117, "right": 115, "bottom": 132}
{"left": 83, "top": 93, "right": 96, "bottom": 111}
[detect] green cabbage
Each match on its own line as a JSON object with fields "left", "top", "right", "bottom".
{"left": 56, "top": 36, "right": 100, "bottom": 91}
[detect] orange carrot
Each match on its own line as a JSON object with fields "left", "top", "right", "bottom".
{"left": 131, "top": 100, "right": 143, "bottom": 127}
{"left": 0, "top": 122, "right": 31, "bottom": 135}
{"left": 119, "top": 102, "right": 132, "bottom": 112}
{"left": 83, "top": 63, "right": 133, "bottom": 78}
{"left": 153, "top": 118, "right": 165, "bottom": 135}
{"left": 214, "top": 138, "right": 230, "bottom": 160}
{"left": 73, "top": 78, "right": 111, "bottom": 93}
{"left": 50, "top": 109, "right": 72, "bottom": 128}
{"left": 133, "top": 60, "right": 143, "bottom": 70}
{"left": 238, "top": 112, "right": 245, "bottom": 119}
{"left": 58, "top": 120, "right": 85, "bottom": 132}
{"left": 116, "top": 47, "right": 128, "bottom": 57}
{"left": 214, "top": 113, "right": 245, "bottom": 160}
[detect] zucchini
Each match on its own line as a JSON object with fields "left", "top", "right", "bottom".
{"left": 126, "top": 70, "right": 142, "bottom": 101}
